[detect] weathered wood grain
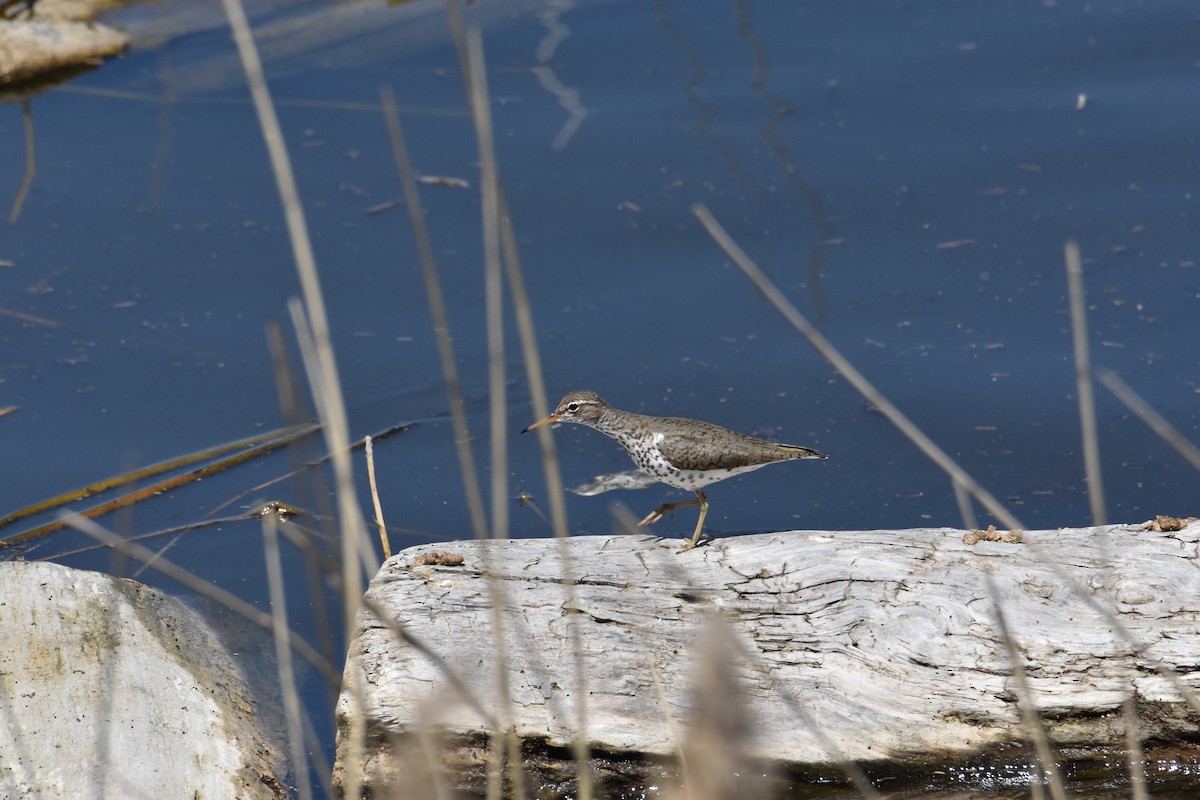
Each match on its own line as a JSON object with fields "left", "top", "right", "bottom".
{"left": 335, "top": 522, "right": 1200, "bottom": 792}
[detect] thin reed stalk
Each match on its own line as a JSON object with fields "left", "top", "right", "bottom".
{"left": 1064, "top": 240, "right": 1106, "bottom": 525}
{"left": 985, "top": 573, "right": 1067, "bottom": 800}
{"left": 262, "top": 515, "right": 315, "bottom": 800}
{"left": 364, "top": 436, "right": 392, "bottom": 559}
{"left": 464, "top": 28, "right": 527, "bottom": 799}
{"left": 1097, "top": 369, "right": 1200, "bottom": 472}
{"left": 465, "top": 27, "right": 510, "bottom": 548}
{"left": 0, "top": 422, "right": 316, "bottom": 533}
{"left": 218, "top": 3, "right": 375, "bottom": 794}
{"left": 951, "top": 477, "right": 978, "bottom": 531}
{"left": 287, "top": 301, "right": 382, "bottom": 589}
{"left": 497, "top": 162, "right": 594, "bottom": 800}
{"left": 692, "top": 202, "right": 1026, "bottom": 535}
{"left": 379, "top": 77, "right": 517, "bottom": 799}
{"left": 378, "top": 89, "right": 489, "bottom": 543}
{"left": 1, "top": 424, "right": 319, "bottom": 547}
{"left": 62, "top": 514, "right": 341, "bottom": 687}
{"left": 449, "top": 5, "right": 592, "bottom": 792}
{"left": 693, "top": 201, "right": 1200, "bottom": 761}
{"left": 8, "top": 98, "right": 34, "bottom": 223}
{"left": 1123, "top": 695, "right": 1150, "bottom": 800}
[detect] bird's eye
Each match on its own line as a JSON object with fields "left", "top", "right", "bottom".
{"left": 566, "top": 402, "right": 579, "bottom": 412}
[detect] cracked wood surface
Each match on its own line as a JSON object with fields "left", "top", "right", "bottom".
{"left": 336, "top": 522, "right": 1200, "bottom": 778}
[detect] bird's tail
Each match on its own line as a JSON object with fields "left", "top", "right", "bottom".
{"left": 783, "top": 444, "right": 828, "bottom": 459}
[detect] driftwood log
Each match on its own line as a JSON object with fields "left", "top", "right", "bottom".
{"left": 334, "top": 522, "right": 1200, "bottom": 795}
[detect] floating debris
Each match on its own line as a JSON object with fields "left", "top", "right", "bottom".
{"left": 416, "top": 175, "right": 470, "bottom": 189}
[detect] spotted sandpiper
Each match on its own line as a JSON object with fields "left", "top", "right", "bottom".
{"left": 522, "top": 390, "right": 828, "bottom": 550}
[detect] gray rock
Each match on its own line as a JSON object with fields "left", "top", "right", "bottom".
{"left": 0, "top": 561, "right": 286, "bottom": 799}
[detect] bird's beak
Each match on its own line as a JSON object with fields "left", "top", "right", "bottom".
{"left": 521, "top": 414, "right": 558, "bottom": 434}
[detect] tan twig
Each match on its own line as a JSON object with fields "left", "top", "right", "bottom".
{"left": 380, "top": 68, "right": 518, "bottom": 799}
{"left": 481, "top": 35, "right": 595, "bottom": 800}
{"left": 365, "top": 436, "right": 391, "bottom": 560}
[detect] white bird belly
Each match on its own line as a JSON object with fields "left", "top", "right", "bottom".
{"left": 657, "top": 463, "right": 772, "bottom": 490}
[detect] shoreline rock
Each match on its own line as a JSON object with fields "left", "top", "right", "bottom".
{"left": 0, "top": 560, "right": 287, "bottom": 799}
{"left": 1, "top": 0, "right": 128, "bottom": 88}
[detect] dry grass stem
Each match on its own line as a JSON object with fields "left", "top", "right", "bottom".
{"left": 1123, "top": 695, "right": 1149, "bottom": 800}
{"left": 490, "top": 57, "right": 595, "bottom": 800}
{"left": 379, "top": 87, "right": 489, "bottom": 542}
{"left": 985, "top": 574, "right": 1067, "bottom": 800}
{"left": 1064, "top": 240, "right": 1106, "bottom": 525}
{"left": 691, "top": 202, "right": 1026, "bottom": 534}
{"left": 381, "top": 64, "right": 522, "bottom": 794}
{"left": 0, "top": 422, "right": 316, "bottom": 534}
{"left": 8, "top": 99, "right": 35, "bottom": 223}
{"left": 465, "top": 25, "right": 510, "bottom": 547}
{"left": 63, "top": 513, "right": 340, "bottom": 686}
{"left": 286, "top": 303, "right": 379, "bottom": 599}
{"left": 380, "top": 85, "right": 511, "bottom": 798}
{"left": 464, "top": 27, "right": 529, "bottom": 799}
{"left": 693, "top": 201, "right": 1200, "bottom": 791}
{"left": 951, "top": 476, "right": 978, "bottom": 531}
{"left": 1, "top": 424, "right": 320, "bottom": 547}
{"left": 219, "top": 2, "right": 376, "bottom": 793}
{"left": 262, "top": 515, "right": 314, "bottom": 800}
{"left": 1097, "top": 369, "right": 1200, "bottom": 472}
{"left": 364, "top": 436, "right": 392, "bottom": 560}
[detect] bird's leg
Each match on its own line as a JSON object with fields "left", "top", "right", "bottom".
{"left": 640, "top": 491, "right": 704, "bottom": 527}
{"left": 640, "top": 490, "right": 710, "bottom": 551}
{"left": 679, "top": 490, "right": 709, "bottom": 552}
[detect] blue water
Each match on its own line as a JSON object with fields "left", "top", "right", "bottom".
{"left": 3, "top": 0, "right": 1198, "bottom": 795}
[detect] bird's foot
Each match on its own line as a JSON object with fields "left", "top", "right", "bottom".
{"left": 677, "top": 533, "right": 707, "bottom": 553}
{"left": 639, "top": 504, "right": 675, "bottom": 527}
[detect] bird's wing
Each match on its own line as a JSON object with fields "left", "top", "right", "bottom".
{"left": 654, "top": 420, "right": 804, "bottom": 471}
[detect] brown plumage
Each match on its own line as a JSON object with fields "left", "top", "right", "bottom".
{"left": 522, "top": 390, "right": 827, "bottom": 550}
